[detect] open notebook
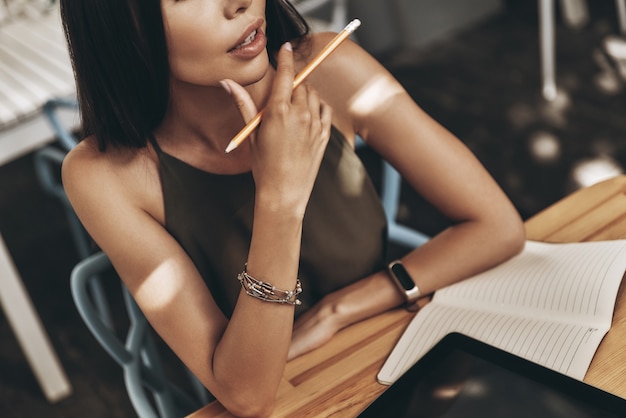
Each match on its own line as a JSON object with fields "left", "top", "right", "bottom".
{"left": 378, "top": 240, "right": 626, "bottom": 385}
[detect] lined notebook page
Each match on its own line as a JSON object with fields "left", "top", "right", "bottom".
{"left": 435, "top": 241, "right": 626, "bottom": 319}
{"left": 378, "top": 240, "right": 626, "bottom": 385}
{"left": 377, "top": 303, "right": 607, "bottom": 384}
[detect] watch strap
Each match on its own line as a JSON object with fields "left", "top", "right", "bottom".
{"left": 387, "top": 260, "right": 421, "bottom": 304}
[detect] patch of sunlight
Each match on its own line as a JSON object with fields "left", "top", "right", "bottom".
{"left": 348, "top": 74, "right": 404, "bottom": 118}
{"left": 134, "top": 259, "right": 186, "bottom": 311}
{"left": 340, "top": 75, "right": 405, "bottom": 198}
{"left": 571, "top": 156, "right": 623, "bottom": 188}
{"left": 336, "top": 149, "right": 368, "bottom": 197}
{"left": 604, "top": 35, "right": 626, "bottom": 64}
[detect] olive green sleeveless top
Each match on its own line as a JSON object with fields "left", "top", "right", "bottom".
{"left": 150, "top": 127, "right": 388, "bottom": 318}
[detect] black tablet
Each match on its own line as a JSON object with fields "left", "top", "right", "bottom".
{"left": 358, "top": 333, "right": 626, "bottom": 417}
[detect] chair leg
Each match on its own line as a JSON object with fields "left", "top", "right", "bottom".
{"left": 0, "top": 236, "right": 72, "bottom": 402}
{"left": 617, "top": 0, "right": 626, "bottom": 34}
{"left": 539, "top": 0, "right": 558, "bottom": 101}
{"left": 388, "top": 223, "right": 430, "bottom": 248}
{"left": 380, "top": 161, "right": 401, "bottom": 219}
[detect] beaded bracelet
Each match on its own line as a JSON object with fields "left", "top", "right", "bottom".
{"left": 237, "top": 265, "right": 302, "bottom": 306}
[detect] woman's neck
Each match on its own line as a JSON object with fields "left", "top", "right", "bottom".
{"left": 150, "top": 69, "right": 274, "bottom": 175}
{"left": 157, "top": 69, "right": 274, "bottom": 154}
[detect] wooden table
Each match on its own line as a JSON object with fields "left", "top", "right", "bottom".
{"left": 189, "top": 175, "right": 626, "bottom": 417}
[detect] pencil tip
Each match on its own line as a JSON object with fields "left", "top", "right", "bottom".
{"left": 224, "top": 142, "right": 236, "bottom": 154}
{"left": 346, "top": 19, "right": 361, "bottom": 33}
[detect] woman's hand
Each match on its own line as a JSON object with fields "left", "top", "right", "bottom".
{"left": 222, "top": 42, "right": 333, "bottom": 217}
{"left": 288, "top": 296, "right": 342, "bottom": 360}
{"left": 288, "top": 271, "right": 408, "bottom": 360}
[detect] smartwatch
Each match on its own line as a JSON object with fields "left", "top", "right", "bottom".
{"left": 387, "top": 260, "right": 421, "bottom": 304}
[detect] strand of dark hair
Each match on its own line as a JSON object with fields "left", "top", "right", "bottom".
{"left": 60, "top": 1, "right": 309, "bottom": 151}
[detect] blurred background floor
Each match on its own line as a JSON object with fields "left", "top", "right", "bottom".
{"left": 1, "top": 1, "right": 625, "bottom": 417}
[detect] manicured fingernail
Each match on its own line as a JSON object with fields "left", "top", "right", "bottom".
{"left": 219, "top": 80, "right": 231, "bottom": 94}
{"left": 284, "top": 42, "right": 292, "bottom": 52}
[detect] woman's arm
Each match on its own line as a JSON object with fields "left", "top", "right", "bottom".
{"left": 288, "top": 34, "right": 525, "bottom": 359}
{"left": 63, "top": 43, "right": 332, "bottom": 417}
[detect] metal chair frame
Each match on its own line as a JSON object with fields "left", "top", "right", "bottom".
{"left": 71, "top": 252, "right": 211, "bottom": 418}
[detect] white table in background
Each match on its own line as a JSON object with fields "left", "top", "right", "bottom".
{"left": 0, "top": 4, "right": 76, "bottom": 403}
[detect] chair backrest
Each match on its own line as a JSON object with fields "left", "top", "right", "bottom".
{"left": 70, "top": 251, "right": 211, "bottom": 418}
{"left": 355, "top": 136, "right": 430, "bottom": 249}
{"left": 33, "top": 98, "right": 119, "bottom": 329}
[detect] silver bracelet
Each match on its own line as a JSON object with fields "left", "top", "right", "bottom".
{"left": 237, "top": 265, "right": 302, "bottom": 306}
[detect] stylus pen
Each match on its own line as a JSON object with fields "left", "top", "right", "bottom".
{"left": 224, "top": 18, "right": 362, "bottom": 154}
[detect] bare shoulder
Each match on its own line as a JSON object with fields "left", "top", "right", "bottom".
{"left": 62, "top": 137, "right": 110, "bottom": 195}
{"left": 62, "top": 136, "right": 163, "bottom": 223}
{"left": 64, "top": 136, "right": 149, "bottom": 171}
{"left": 64, "top": 137, "right": 134, "bottom": 194}
{"left": 296, "top": 32, "right": 398, "bottom": 91}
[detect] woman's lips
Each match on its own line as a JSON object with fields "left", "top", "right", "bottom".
{"left": 228, "top": 26, "right": 267, "bottom": 59}
{"left": 239, "top": 30, "right": 258, "bottom": 48}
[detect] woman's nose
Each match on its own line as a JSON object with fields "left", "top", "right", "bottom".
{"left": 224, "top": 0, "right": 253, "bottom": 19}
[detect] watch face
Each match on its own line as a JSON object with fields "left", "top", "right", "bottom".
{"left": 390, "top": 262, "right": 415, "bottom": 291}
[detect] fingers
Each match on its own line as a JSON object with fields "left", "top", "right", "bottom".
{"left": 269, "top": 42, "right": 295, "bottom": 104}
{"left": 288, "top": 84, "right": 332, "bottom": 148}
{"left": 304, "top": 85, "right": 333, "bottom": 139}
{"left": 222, "top": 40, "right": 332, "bottom": 158}
{"left": 220, "top": 79, "right": 259, "bottom": 124}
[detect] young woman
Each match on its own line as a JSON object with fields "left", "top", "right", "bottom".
{"left": 60, "top": 1, "right": 525, "bottom": 416}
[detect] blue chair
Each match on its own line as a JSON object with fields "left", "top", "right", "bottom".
{"left": 33, "top": 98, "right": 115, "bottom": 329}
{"left": 355, "top": 136, "right": 430, "bottom": 249}
{"left": 71, "top": 251, "right": 211, "bottom": 418}
{"left": 69, "top": 142, "right": 427, "bottom": 418}
{"left": 379, "top": 159, "right": 431, "bottom": 248}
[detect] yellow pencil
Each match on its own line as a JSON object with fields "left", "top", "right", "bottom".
{"left": 224, "top": 18, "right": 361, "bottom": 154}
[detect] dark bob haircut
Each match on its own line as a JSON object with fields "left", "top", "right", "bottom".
{"left": 60, "top": 1, "right": 310, "bottom": 151}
